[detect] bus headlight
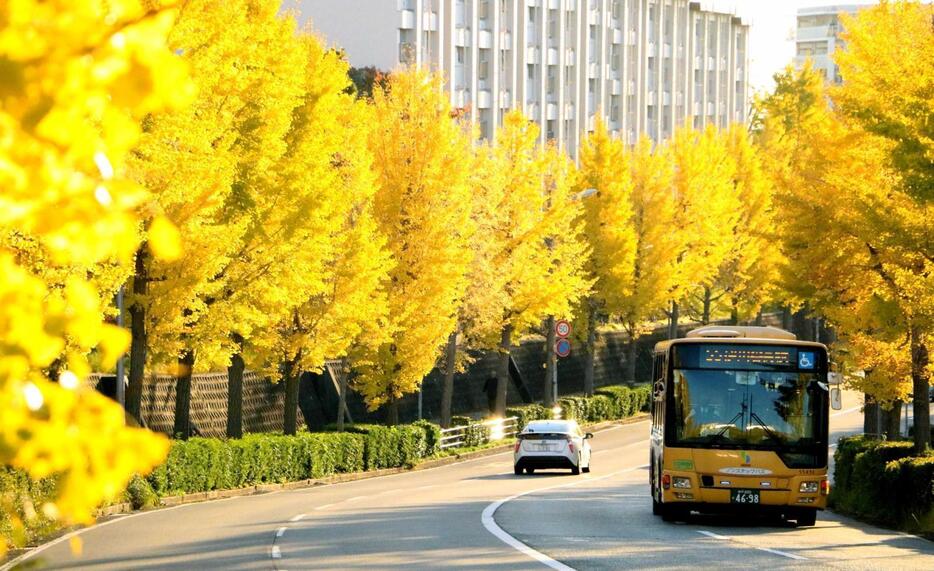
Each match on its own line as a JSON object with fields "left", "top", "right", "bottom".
{"left": 672, "top": 477, "right": 692, "bottom": 489}
{"left": 799, "top": 481, "right": 819, "bottom": 493}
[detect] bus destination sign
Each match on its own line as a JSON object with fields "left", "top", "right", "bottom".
{"left": 701, "top": 346, "right": 795, "bottom": 369}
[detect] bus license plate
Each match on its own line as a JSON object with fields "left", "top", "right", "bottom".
{"left": 730, "top": 489, "right": 760, "bottom": 504}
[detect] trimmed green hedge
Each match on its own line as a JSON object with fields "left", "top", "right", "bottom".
{"left": 829, "top": 436, "right": 934, "bottom": 537}
{"left": 507, "top": 384, "right": 651, "bottom": 427}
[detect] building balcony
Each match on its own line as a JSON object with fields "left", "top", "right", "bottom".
{"left": 400, "top": 9, "right": 415, "bottom": 30}
{"left": 527, "top": 46, "right": 541, "bottom": 64}
{"left": 796, "top": 25, "right": 834, "bottom": 42}
{"left": 548, "top": 0, "right": 561, "bottom": 9}
{"left": 588, "top": 62, "right": 598, "bottom": 78}
{"left": 478, "top": 89, "right": 492, "bottom": 109}
{"left": 454, "top": 89, "right": 469, "bottom": 108}
{"left": 546, "top": 103, "right": 557, "bottom": 120}
{"left": 426, "top": 12, "right": 438, "bottom": 32}
{"left": 566, "top": 48, "right": 576, "bottom": 65}
{"left": 547, "top": 48, "right": 559, "bottom": 65}
{"left": 500, "top": 89, "right": 511, "bottom": 108}
{"left": 610, "top": 79, "right": 621, "bottom": 95}
{"left": 479, "top": 30, "right": 493, "bottom": 49}
{"left": 455, "top": 28, "right": 469, "bottom": 47}
{"left": 612, "top": 28, "right": 623, "bottom": 44}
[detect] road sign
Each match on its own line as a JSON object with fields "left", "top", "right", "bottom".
{"left": 555, "top": 338, "right": 571, "bottom": 358}
{"left": 555, "top": 319, "right": 571, "bottom": 338}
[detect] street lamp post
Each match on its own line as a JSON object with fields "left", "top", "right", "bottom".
{"left": 116, "top": 285, "right": 126, "bottom": 411}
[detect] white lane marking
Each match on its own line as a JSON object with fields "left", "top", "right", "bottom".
{"left": 346, "top": 495, "right": 368, "bottom": 502}
{"left": 482, "top": 461, "right": 650, "bottom": 571}
{"left": 289, "top": 513, "right": 306, "bottom": 522}
{"left": 756, "top": 546, "right": 808, "bottom": 561}
{"left": 271, "top": 545, "right": 282, "bottom": 559}
{"left": 276, "top": 527, "right": 286, "bottom": 538}
{"left": 313, "top": 503, "right": 334, "bottom": 511}
{"left": 696, "top": 530, "right": 807, "bottom": 561}
{"left": 411, "top": 484, "right": 440, "bottom": 491}
{"left": 697, "top": 530, "right": 730, "bottom": 540}
{"left": 831, "top": 406, "right": 862, "bottom": 418}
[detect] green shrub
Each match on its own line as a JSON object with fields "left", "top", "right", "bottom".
{"left": 507, "top": 403, "right": 550, "bottom": 429}
{"left": 413, "top": 420, "right": 442, "bottom": 456}
{"left": 0, "top": 468, "right": 59, "bottom": 550}
{"left": 830, "top": 435, "right": 934, "bottom": 536}
{"left": 125, "top": 474, "right": 159, "bottom": 510}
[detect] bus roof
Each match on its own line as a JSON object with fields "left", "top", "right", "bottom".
{"left": 654, "top": 326, "right": 826, "bottom": 353}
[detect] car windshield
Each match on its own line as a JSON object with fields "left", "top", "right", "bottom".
{"left": 670, "top": 368, "right": 827, "bottom": 450}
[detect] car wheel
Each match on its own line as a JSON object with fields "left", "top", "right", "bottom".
{"left": 571, "top": 455, "right": 581, "bottom": 475}
{"left": 525, "top": 467, "right": 535, "bottom": 474}
{"left": 652, "top": 497, "right": 661, "bottom": 515}
{"left": 582, "top": 462, "right": 591, "bottom": 474}
{"left": 514, "top": 465, "right": 522, "bottom": 475}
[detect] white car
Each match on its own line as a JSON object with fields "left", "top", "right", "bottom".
{"left": 513, "top": 419, "right": 593, "bottom": 475}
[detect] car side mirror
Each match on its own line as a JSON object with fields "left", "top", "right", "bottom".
{"left": 830, "top": 387, "right": 842, "bottom": 410}
{"left": 584, "top": 433, "right": 594, "bottom": 440}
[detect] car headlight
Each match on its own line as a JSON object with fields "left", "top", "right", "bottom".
{"left": 672, "top": 476, "right": 692, "bottom": 489}
{"left": 799, "top": 481, "right": 819, "bottom": 493}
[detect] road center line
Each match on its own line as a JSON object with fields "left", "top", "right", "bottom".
{"left": 271, "top": 545, "right": 282, "bottom": 559}
{"left": 289, "top": 513, "right": 306, "bottom": 522}
{"left": 756, "top": 546, "right": 808, "bottom": 561}
{"left": 697, "top": 530, "right": 730, "bottom": 540}
{"left": 482, "top": 459, "right": 650, "bottom": 571}
{"left": 345, "top": 495, "right": 368, "bottom": 502}
{"left": 276, "top": 527, "right": 286, "bottom": 538}
{"left": 313, "top": 503, "right": 334, "bottom": 511}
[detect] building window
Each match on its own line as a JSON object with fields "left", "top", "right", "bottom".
{"left": 797, "top": 41, "right": 829, "bottom": 57}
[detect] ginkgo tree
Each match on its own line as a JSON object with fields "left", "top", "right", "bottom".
{"left": 0, "top": 0, "right": 191, "bottom": 551}
{"left": 576, "top": 118, "right": 637, "bottom": 394}
{"left": 487, "top": 112, "right": 591, "bottom": 414}
{"left": 352, "top": 68, "right": 476, "bottom": 423}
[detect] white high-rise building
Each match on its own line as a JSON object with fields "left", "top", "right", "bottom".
{"left": 794, "top": 5, "right": 864, "bottom": 84}
{"left": 303, "top": 0, "right": 750, "bottom": 157}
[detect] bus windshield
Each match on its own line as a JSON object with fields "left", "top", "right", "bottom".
{"left": 671, "top": 368, "right": 827, "bottom": 445}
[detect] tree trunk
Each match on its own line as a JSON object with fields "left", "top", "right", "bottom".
{"left": 781, "top": 305, "right": 793, "bottom": 331}
{"left": 702, "top": 287, "right": 712, "bottom": 325}
{"left": 626, "top": 332, "right": 638, "bottom": 383}
{"left": 729, "top": 299, "right": 739, "bottom": 326}
{"left": 863, "top": 394, "right": 880, "bottom": 439}
{"left": 283, "top": 353, "right": 301, "bottom": 435}
{"left": 173, "top": 349, "right": 195, "bottom": 440}
{"left": 440, "top": 331, "right": 457, "bottom": 428}
{"left": 543, "top": 317, "right": 556, "bottom": 407}
{"left": 495, "top": 324, "right": 512, "bottom": 416}
{"left": 754, "top": 310, "right": 764, "bottom": 327}
{"left": 584, "top": 303, "right": 597, "bottom": 396}
{"left": 127, "top": 245, "right": 148, "bottom": 422}
{"left": 910, "top": 326, "right": 931, "bottom": 452}
{"left": 386, "top": 398, "right": 399, "bottom": 426}
{"left": 226, "top": 333, "right": 245, "bottom": 439}
{"left": 883, "top": 400, "right": 903, "bottom": 440}
{"left": 667, "top": 301, "right": 680, "bottom": 339}
{"left": 336, "top": 362, "right": 348, "bottom": 432}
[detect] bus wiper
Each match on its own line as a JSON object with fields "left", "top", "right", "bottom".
{"left": 715, "top": 410, "right": 745, "bottom": 439}
{"left": 749, "top": 412, "right": 783, "bottom": 444}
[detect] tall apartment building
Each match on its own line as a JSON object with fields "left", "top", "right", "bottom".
{"left": 303, "top": 0, "right": 750, "bottom": 157}
{"left": 794, "top": 5, "right": 865, "bottom": 84}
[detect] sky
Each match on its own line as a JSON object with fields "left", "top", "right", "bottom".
{"left": 703, "top": 0, "right": 878, "bottom": 94}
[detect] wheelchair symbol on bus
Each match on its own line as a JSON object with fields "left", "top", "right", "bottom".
{"left": 798, "top": 351, "right": 815, "bottom": 370}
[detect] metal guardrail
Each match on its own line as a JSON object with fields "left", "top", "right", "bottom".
{"left": 439, "top": 416, "right": 519, "bottom": 450}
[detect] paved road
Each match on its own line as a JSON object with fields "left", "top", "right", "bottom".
{"left": 11, "top": 401, "right": 933, "bottom": 570}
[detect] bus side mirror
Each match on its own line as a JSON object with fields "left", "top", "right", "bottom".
{"left": 653, "top": 380, "right": 666, "bottom": 399}
{"left": 828, "top": 372, "right": 844, "bottom": 386}
{"left": 830, "top": 387, "right": 842, "bottom": 410}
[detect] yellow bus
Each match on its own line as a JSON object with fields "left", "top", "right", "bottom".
{"left": 649, "top": 326, "right": 841, "bottom": 527}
